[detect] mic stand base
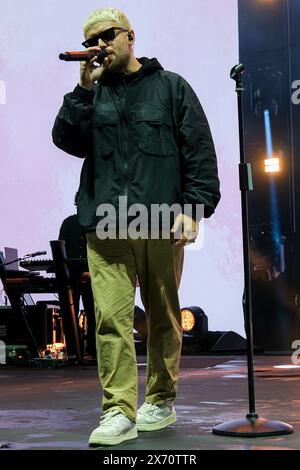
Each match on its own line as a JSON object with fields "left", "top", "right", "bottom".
{"left": 213, "top": 415, "right": 293, "bottom": 437}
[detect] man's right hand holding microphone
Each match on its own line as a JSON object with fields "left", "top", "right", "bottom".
{"left": 79, "top": 46, "right": 109, "bottom": 91}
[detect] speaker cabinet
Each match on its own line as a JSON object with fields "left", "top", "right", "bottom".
{"left": 210, "top": 331, "right": 247, "bottom": 352}
{"left": 0, "top": 304, "right": 63, "bottom": 351}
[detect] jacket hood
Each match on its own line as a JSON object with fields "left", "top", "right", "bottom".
{"left": 134, "top": 57, "right": 164, "bottom": 77}
{"left": 99, "top": 57, "right": 163, "bottom": 85}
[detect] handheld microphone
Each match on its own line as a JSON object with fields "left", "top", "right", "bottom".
{"left": 24, "top": 251, "right": 47, "bottom": 258}
{"left": 59, "top": 50, "right": 108, "bottom": 64}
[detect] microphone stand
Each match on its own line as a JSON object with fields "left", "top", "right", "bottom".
{"left": 0, "top": 255, "right": 34, "bottom": 268}
{"left": 0, "top": 253, "right": 46, "bottom": 268}
{"left": 212, "top": 64, "right": 293, "bottom": 437}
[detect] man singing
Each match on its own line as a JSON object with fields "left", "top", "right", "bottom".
{"left": 52, "top": 7, "right": 220, "bottom": 446}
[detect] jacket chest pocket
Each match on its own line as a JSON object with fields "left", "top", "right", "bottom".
{"left": 92, "top": 110, "right": 119, "bottom": 159}
{"left": 135, "top": 108, "right": 174, "bottom": 157}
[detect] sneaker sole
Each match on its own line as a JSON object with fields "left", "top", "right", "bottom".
{"left": 136, "top": 413, "right": 176, "bottom": 432}
{"left": 89, "top": 427, "right": 138, "bottom": 446}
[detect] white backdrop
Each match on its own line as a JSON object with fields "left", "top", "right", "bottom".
{"left": 0, "top": 0, "right": 244, "bottom": 335}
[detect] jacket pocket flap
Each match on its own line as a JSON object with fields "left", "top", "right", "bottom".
{"left": 135, "top": 108, "right": 172, "bottom": 126}
{"left": 92, "top": 111, "right": 118, "bottom": 126}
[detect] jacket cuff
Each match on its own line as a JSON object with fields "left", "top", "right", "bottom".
{"left": 73, "top": 84, "right": 95, "bottom": 103}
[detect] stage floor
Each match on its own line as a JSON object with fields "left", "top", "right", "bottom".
{"left": 0, "top": 355, "right": 300, "bottom": 451}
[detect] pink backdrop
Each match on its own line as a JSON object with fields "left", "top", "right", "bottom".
{"left": 0, "top": 0, "right": 243, "bottom": 334}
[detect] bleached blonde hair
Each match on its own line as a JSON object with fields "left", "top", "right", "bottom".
{"left": 83, "top": 7, "right": 132, "bottom": 36}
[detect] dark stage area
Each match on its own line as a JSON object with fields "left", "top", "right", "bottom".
{"left": 1, "top": 354, "right": 300, "bottom": 451}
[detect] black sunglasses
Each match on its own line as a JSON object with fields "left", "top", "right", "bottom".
{"left": 82, "top": 27, "right": 129, "bottom": 48}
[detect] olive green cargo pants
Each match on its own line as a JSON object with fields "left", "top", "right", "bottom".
{"left": 86, "top": 234, "right": 184, "bottom": 422}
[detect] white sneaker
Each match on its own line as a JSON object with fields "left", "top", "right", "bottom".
{"left": 136, "top": 401, "right": 176, "bottom": 431}
{"left": 88, "top": 410, "right": 138, "bottom": 446}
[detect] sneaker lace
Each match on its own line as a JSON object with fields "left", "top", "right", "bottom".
{"left": 99, "top": 409, "right": 122, "bottom": 425}
{"left": 141, "top": 402, "right": 158, "bottom": 414}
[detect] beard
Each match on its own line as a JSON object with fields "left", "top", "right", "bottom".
{"left": 104, "top": 50, "right": 131, "bottom": 76}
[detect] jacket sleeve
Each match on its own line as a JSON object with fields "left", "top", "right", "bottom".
{"left": 52, "top": 84, "right": 95, "bottom": 158}
{"left": 171, "top": 74, "right": 221, "bottom": 219}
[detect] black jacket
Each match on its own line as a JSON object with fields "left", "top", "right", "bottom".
{"left": 52, "top": 57, "right": 220, "bottom": 232}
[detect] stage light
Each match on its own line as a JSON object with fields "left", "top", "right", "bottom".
{"left": 181, "top": 308, "right": 196, "bottom": 332}
{"left": 180, "top": 306, "right": 208, "bottom": 337}
{"left": 133, "top": 305, "right": 209, "bottom": 354}
{"left": 264, "top": 157, "right": 280, "bottom": 173}
{"left": 180, "top": 307, "right": 209, "bottom": 354}
{"left": 181, "top": 307, "right": 208, "bottom": 334}
{"left": 263, "top": 110, "right": 281, "bottom": 173}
